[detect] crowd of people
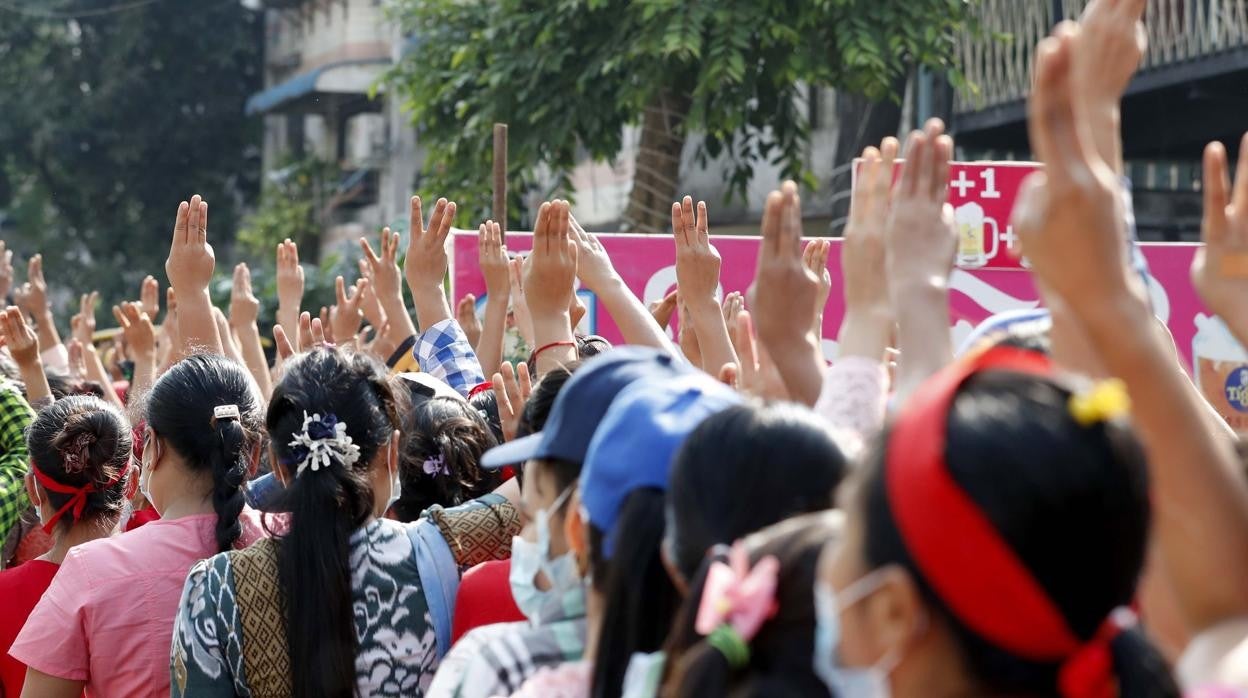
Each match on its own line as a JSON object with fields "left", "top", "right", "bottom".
{"left": 0, "top": 0, "right": 1246, "bottom": 695}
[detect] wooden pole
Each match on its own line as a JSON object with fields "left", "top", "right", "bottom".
{"left": 492, "top": 123, "right": 508, "bottom": 241}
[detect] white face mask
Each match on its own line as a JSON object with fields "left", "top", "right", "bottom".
{"left": 813, "top": 569, "right": 908, "bottom": 698}
{"left": 509, "top": 484, "right": 582, "bottom": 624}
{"left": 138, "top": 456, "right": 154, "bottom": 508}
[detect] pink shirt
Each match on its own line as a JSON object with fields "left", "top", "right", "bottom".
{"left": 9, "top": 510, "right": 268, "bottom": 697}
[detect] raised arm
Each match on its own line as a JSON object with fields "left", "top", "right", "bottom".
{"left": 747, "top": 182, "right": 823, "bottom": 407}
{"left": 15, "top": 255, "right": 67, "bottom": 373}
{"left": 404, "top": 195, "right": 456, "bottom": 332}
{"left": 361, "top": 227, "right": 419, "bottom": 368}
{"left": 568, "top": 214, "right": 677, "bottom": 355}
{"left": 523, "top": 201, "right": 578, "bottom": 375}
{"left": 0, "top": 307, "right": 51, "bottom": 407}
{"left": 475, "top": 220, "right": 510, "bottom": 376}
{"left": 165, "top": 195, "right": 223, "bottom": 355}
{"left": 229, "top": 262, "right": 272, "bottom": 398}
{"left": 885, "top": 120, "right": 958, "bottom": 407}
{"left": 0, "top": 377, "right": 34, "bottom": 543}
{"left": 673, "top": 197, "right": 735, "bottom": 373}
{"left": 113, "top": 302, "right": 156, "bottom": 410}
{"left": 275, "top": 239, "right": 304, "bottom": 348}
{"left": 1016, "top": 28, "right": 1248, "bottom": 633}
{"left": 71, "top": 291, "right": 124, "bottom": 410}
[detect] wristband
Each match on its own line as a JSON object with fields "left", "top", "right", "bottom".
{"left": 530, "top": 340, "right": 576, "bottom": 364}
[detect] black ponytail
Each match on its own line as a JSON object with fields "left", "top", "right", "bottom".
{"left": 589, "top": 488, "right": 680, "bottom": 698}
{"left": 145, "top": 354, "right": 263, "bottom": 553}
{"left": 266, "top": 348, "right": 402, "bottom": 698}
{"left": 209, "top": 417, "right": 249, "bottom": 552}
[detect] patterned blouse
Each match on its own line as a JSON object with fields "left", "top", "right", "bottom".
{"left": 171, "top": 517, "right": 438, "bottom": 697}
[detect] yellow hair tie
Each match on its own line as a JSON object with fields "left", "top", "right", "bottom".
{"left": 1068, "top": 379, "right": 1131, "bottom": 426}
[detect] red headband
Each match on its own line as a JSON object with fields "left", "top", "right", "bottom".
{"left": 885, "top": 346, "right": 1127, "bottom": 698}
{"left": 31, "top": 462, "right": 128, "bottom": 535}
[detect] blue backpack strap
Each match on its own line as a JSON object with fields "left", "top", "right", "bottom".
{"left": 407, "top": 518, "right": 461, "bottom": 658}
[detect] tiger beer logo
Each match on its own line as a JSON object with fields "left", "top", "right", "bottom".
{"left": 1225, "top": 367, "right": 1248, "bottom": 412}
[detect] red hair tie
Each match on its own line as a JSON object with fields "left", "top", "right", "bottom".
{"left": 886, "top": 346, "right": 1124, "bottom": 698}
{"left": 31, "top": 462, "right": 128, "bottom": 534}
{"left": 468, "top": 381, "right": 494, "bottom": 399}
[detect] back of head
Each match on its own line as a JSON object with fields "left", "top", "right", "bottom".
{"left": 28, "top": 395, "right": 132, "bottom": 532}
{"left": 266, "top": 348, "right": 402, "bottom": 698}
{"left": 393, "top": 395, "right": 500, "bottom": 522}
{"left": 144, "top": 354, "right": 263, "bottom": 553}
{"left": 667, "top": 402, "right": 846, "bottom": 582}
{"left": 860, "top": 368, "right": 1177, "bottom": 696}
{"left": 468, "top": 388, "right": 505, "bottom": 443}
{"left": 665, "top": 511, "right": 841, "bottom": 698}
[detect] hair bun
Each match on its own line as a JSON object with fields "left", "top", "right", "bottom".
{"left": 60, "top": 431, "right": 97, "bottom": 474}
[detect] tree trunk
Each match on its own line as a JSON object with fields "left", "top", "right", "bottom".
{"left": 827, "top": 87, "right": 904, "bottom": 235}
{"left": 622, "top": 90, "right": 690, "bottom": 234}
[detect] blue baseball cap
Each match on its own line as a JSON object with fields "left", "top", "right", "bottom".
{"left": 580, "top": 372, "right": 741, "bottom": 559}
{"left": 480, "top": 346, "right": 692, "bottom": 469}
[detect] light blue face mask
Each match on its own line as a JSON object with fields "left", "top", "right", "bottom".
{"left": 509, "top": 484, "right": 582, "bottom": 624}
{"left": 812, "top": 571, "right": 900, "bottom": 698}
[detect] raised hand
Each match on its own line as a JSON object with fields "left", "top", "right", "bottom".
{"left": 140, "top": 275, "right": 161, "bottom": 320}
{"left": 360, "top": 226, "right": 417, "bottom": 341}
{"left": 165, "top": 195, "right": 222, "bottom": 354}
{"left": 1013, "top": 41, "right": 1131, "bottom": 307}
{"left": 113, "top": 302, "right": 155, "bottom": 360}
{"left": 166, "top": 196, "right": 215, "bottom": 296}
{"left": 66, "top": 339, "right": 86, "bottom": 381}
{"left": 840, "top": 139, "right": 898, "bottom": 360}
{"left": 230, "top": 263, "right": 260, "bottom": 328}
{"left": 721, "top": 291, "right": 744, "bottom": 353}
{"left": 479, "top": 220, "right": 510, "bottom": 300}
{"left": 275, "top": 238, "right": 304, "bottom": 342}
{"left": 885, "top": 121, "right": 959, "bottom": 403}
{"left": 649, "top": 289, "right": 679, "bottom": 332}
{"left": 570, "top": 214, "right": 618, "bottom": 292}
{"left": 1071, "top": 0, "right": 1147, "bottom": 173}
{"left": 492, "top": 361, "right": 533, "bottom": 442}
{"left": 0, "top": 242, "right": 13, "bottom": 301}
{"left": 457, "top": 293, "right": 484, "bottom": 351}
{"left": 0, "top": 306, "right": 39, "bottom": 367}
{"left": 332, "top": 275, "right": 369, "bottom": 343}
{"left": 71, "top": 292, "right": 99, "bottom": 347}
{"left": 508, "top": 256, "right": 535, "bottom": 347}
{"left": 357, "top": 258, "right": 387, "bottom": 329}
{"left": 720, "top": 310, "right": 790, "bottom": 402}
{"left": 747, "top": 181, "right": 822, "bottom": 405}
{"left": 523, "top": 201, "right": 578, "bottom": 373}
{"left": 672, "top": 197, "right": 721, "bottom": 304}
{"left": 1191, "top": 134, "right": 1248, "bottom": 343}
{"left": 14, "top": 254, "right": 50, "bottom": 319}
{"left": 404, "top": 195, "right": 456, "bottom": 331}
{"left": 803, "top": 238, "right": 832, "bottom": 334}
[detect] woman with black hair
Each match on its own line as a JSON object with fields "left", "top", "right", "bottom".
{"left": 815, "top": 346, "right": 1179, "bottom": 697}
{"left": 0, "top": 396, "right": 130, "bottom": 697}
{"left": 663, "top": 511, "right": 841, "bottom": 698}
{"left": 664, "top": 402, "right": 846, "bottom": 592}
{"left": 392, "top": 395, "right": 501, "bottom": 522}
{"left": 14, "top": 354, "right": 268, "bottom": 697}
{"left": 171, "top": 348, "right": 445, "bottom": 696}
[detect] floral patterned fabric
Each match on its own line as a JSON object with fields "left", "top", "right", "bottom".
{"left": 171, "top": 517, "right": 438, "bottom": 697}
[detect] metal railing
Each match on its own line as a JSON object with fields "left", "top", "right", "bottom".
{"left": 955, "top": 0, "right": 1248, "bottom": 114}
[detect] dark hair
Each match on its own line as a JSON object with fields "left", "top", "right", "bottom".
{"left": 468, "top": 388, "right": 505, "bottom": 443}
{"left": 266, "top": 348, "right": 402, "bottom": 698}
{"left": 860, "top": 370, "right": 1178, "bottom": 696}
{"left": 589, "top": 488, "right": 679, "bottom": 698}
{"left": 514, "top": 364, "right": 579, "bottom": 492}
{"left": 45, "top": 372, "right": 106, "bottom": 401}
{"left": 145, "top": 354, "right": 263, "bottom": 553}
{"left": 27, "top": 395, "right": 132, "bottom": 532}
{"left": 665, "top": 512, "right": 840, "bottom": 698}
{"left": 392, "top": 396, "right": 501, "bottom": 522}
{"left": 667, "top": 403, "right": 845, "bottom": 582}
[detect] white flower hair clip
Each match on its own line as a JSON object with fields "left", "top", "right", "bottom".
{"left": 286, "top": 411, "right": 361, "bottom": 477}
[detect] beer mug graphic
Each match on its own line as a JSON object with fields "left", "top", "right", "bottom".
{"left": 955, "top": 202, "right": 999, "bottom": 269}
